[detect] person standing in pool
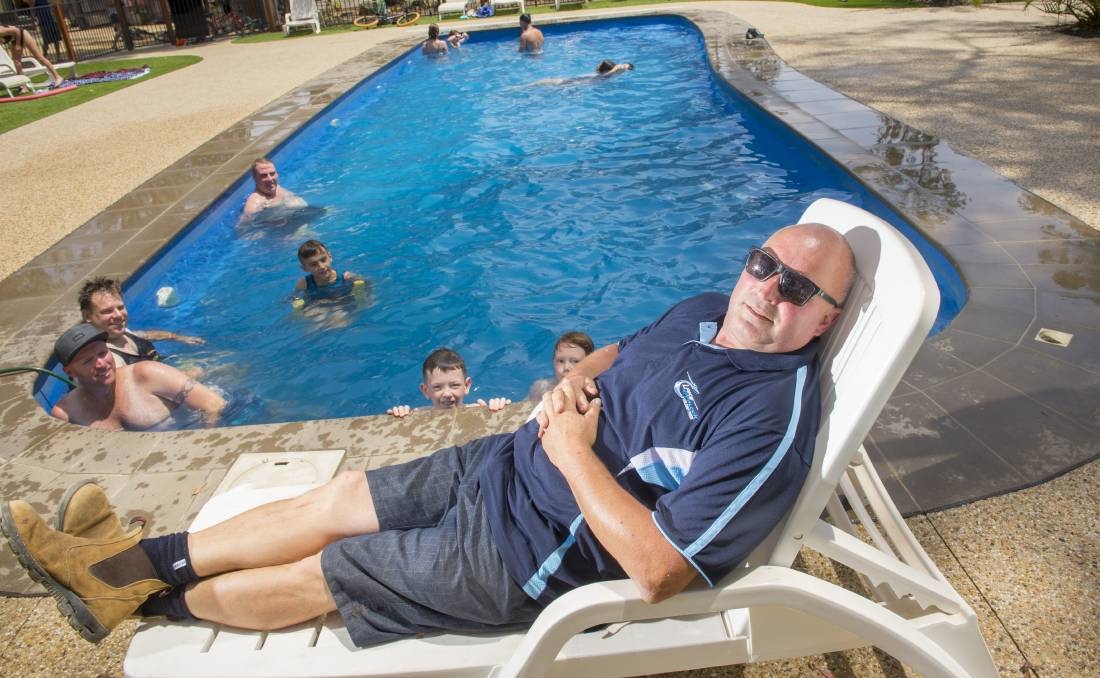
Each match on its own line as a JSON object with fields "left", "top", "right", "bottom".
{"left": 422, "top": 24, "right": 447, "bottom": 56}
{"left": 291, "top": 240, "right": 367, "bottom": 302}
{"left": 0, "top": 23, "right": 66, "bottom": 88}
{"left": 527, "top": 331, "right": 595, "bottom": 402}
{"left": 388, "top": 347, "right": 512, "bottom": 418}
{"left": 78, "top": 277, "right": 205, "bottom": 369}
{"left": 49, "top": 323, "right": 225, "bottom": 431}
{"left": 518, "top": 14, "right": 543, "bottom": 53}
{"left": 242, "top": 158, "right": 306, "bottom": 220}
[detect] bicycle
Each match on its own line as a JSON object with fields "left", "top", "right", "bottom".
{"left": 353, "top": 0, "right": 421, "bottom": 28}
{"left": 207, "top": 2, "right": 265, "bottom": 36}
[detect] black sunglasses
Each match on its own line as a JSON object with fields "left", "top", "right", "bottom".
{"left": 744, "top": 248, "right": 841, "bottom": 308}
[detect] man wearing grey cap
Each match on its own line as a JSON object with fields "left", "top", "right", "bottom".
{"left": 51, "top": 323, "right": 226, "bottom": 431}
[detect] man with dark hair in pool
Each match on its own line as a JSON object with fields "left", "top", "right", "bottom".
{"left": 78, "top": 277, "right": 204, "bottom": 369}
{"left": 242, "top": 157, "right": 306, "bottom": 220}
{"left": 518, "top": 13, "right": 543, "bottom": 53}
{"left": 48, "top": 323, "right": 226, "bottom": 431}
{"left": 2, "top": 223, "right": 855, "bottom": 648}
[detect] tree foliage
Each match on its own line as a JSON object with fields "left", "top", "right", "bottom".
{"left": 1025, "top": 0, "right": 1100, "bottom": 34}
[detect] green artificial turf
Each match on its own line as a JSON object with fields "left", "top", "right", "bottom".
{"left": 0, "top": 55, "right": 201, "bottom": 135}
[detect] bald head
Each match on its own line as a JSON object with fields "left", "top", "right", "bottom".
{"left": 717, "top": 222, "right": 855, "bottom": 353}
{"left": 765, "top": 222, "right": 856, "bottom": 308}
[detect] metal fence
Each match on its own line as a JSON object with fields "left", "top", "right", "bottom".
{"left": 3, "top": 0, "right": 552, "bottom": 65}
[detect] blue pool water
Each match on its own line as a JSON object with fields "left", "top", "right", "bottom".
{"left": 62, "top": 17, "right": 964, "bottom": 426}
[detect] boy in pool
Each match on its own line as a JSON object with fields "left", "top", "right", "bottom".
{"left": 447, "top": 30, "right": 469, "bottom": 48}
{"left": 292, "top": 240, "right": 364, "bottom": 301}
{"left": 527, "top": 331, "right": 595, "bottom": 402}
{"left": 290, "top": 240, "right": 370, "bottom": 327}
{"left": 387, "top": 347, "right": 511, "bottom": 418}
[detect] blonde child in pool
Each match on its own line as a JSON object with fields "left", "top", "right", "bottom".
{"left": 388, "top": 348, "right": 511, "bottom": 418}
{"left": 526, "top": 330, "right": 595, "bottom": 402}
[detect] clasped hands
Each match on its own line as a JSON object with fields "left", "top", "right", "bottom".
{"left": 537, "top": 374, "right": 601, "bottom": 469}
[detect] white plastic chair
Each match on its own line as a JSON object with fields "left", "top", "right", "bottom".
{"left": 437, "top": 0, "right": 468, "bottom": 20}
{"left": 284, "top": 0, "right": 321, "bottom": 36}
{"left": 125, "top": 199, "right": 997, "bottom": 678}
{"left": 0, "top": 48, "right": 76, "bottom": 81}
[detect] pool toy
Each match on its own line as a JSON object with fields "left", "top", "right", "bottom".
{"left": 156, "top": 286, "right": 181, "bottom": 307}
{"left": 0, "top": 84, "right": 76, "bottom": 104}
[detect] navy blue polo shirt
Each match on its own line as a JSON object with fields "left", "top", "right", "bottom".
{"left": 480, "top": 292, "right": 821, "bottom": 604}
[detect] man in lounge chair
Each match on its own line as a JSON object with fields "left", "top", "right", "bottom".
{"left": 47, "top": 323, "right": 226, "bottom": 431}
{"left": 1, "top": 223, "right": 854, "bottom": 647}
{"left": 242, "top": 157, "right": 306, "bottom": 220}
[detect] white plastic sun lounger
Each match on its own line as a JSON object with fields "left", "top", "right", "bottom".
{"left": 125, "top": 198, "right": 998, "bottom": 677}
{"left": 0, "top": 49, "right": 76, "bottom": 82}
{"left": 437, "top": 1, "right": 467, "bottom": 20}
{"left": 284, "top": 0, "right": 322, "bottom": 35}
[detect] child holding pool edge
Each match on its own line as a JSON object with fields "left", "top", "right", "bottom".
{"left": 526, "top": 331, "right": 595, "bottom": 402}
{"left": 388, "top": 347, "right": 512, "bottom": 418}
{"left": 290, "top": 239, "right": 366, "bottom": 309}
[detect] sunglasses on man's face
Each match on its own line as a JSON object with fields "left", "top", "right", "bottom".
{"left": 744, "top": 248, "right": 841, "bottom": 308}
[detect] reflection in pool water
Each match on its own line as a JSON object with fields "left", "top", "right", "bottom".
{"left": 84, "top": 17, "right": 963, "bottom": 428}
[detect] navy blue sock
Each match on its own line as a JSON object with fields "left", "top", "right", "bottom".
{"left": 138, "top": 532, "right": 198, "bottom": 587}
{"left": 139, "top": 586, "right": 195, "bottom": 621}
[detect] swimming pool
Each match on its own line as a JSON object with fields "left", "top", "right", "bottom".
{"left": 49, "top": 17, "right": 964, "bottom": 426}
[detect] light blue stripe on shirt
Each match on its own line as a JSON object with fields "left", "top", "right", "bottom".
{"left": 523, "top": 513, "right": 586, "bottom": 599}
{"left": 684, "top": 365, "right": 807, "bottom": 558}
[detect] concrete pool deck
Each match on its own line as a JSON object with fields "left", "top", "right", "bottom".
{"left": 1, "top": 4, "right": 1097, "bottom": 676}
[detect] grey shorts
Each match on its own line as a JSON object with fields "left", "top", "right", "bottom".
{"left": 321, "top": 434, "right": 543, "bottom": 648}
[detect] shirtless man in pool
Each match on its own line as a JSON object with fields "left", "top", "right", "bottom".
{"left": 518, "top": 14, "right": 543, "bottom": 53}
{"left": 242, "top": 158, "right": 306, "bottom": 220}
{"left": 50, "top": 323, "right": 225, "bottom": 431}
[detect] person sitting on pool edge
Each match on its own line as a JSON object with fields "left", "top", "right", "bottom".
{"left": 518, "top": 13, "right": 543, "bottom": 53}
{"left": 242, "top": 157, "right": 306, "bottom": 220}
{"left": 422, "top": 24, "right": 447, "bottom": 56}
{"left": 79, "top": 277, "right": 205, "bottom": 369}
{"left": 527, "top": 330, "right": 595, "bottom": 402}
{"left": 49, "top": 323, "right": 226, "bottom": 431}
{"left": 0, "top": 222, "right": 854, "bottom": 647}
{"left": 387, "top": 347, "right": 512, "bottom": 418}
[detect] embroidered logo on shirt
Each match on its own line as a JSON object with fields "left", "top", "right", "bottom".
{"left": 674, "top": 372, "right": 700, "bottom": 421}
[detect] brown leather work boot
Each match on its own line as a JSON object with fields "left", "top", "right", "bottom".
{"left": 56, "top": 481, "right": 129, "bottom": 541}
{"left": 0, "top": 500, "right": 169, "bottom": 642}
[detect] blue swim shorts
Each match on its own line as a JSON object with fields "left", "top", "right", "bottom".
{"left": 321, "top": 434, "right": 543, "bottom": 647}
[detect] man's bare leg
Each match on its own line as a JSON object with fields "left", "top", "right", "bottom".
{"left": 184, "top": 552, "right": 336, "bottom": 630}
{"left": 188, "top": 471, "right": 379, "bottom": 577}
